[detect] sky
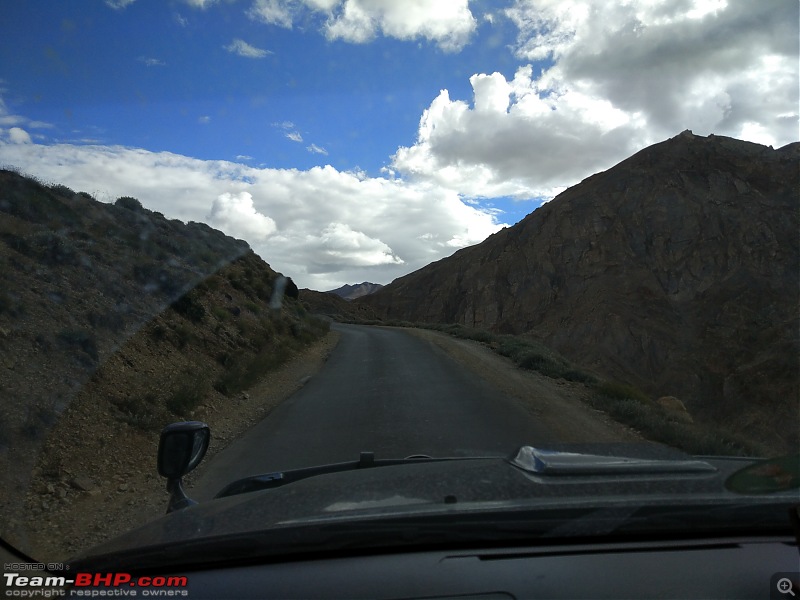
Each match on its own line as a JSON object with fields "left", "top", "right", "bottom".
{"left": 0, "top": 0, "right": 797, "bottom": 291}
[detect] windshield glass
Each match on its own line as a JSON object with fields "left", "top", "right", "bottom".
{"left": 0, "top": 0, "right": 798, "bottom": 565}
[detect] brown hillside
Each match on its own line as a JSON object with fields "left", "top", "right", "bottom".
{"left": 358, "top": 132, "right": 800, "bottom": 452}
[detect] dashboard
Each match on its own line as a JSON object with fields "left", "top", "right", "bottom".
{"left": 169, "top": 536, "right": 799, "bottom": 599}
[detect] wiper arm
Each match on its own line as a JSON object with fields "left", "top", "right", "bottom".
{"left": 214, "top": 452, "right": 480, "bottom": 498}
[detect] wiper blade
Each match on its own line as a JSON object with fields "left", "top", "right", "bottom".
{"left": 214, "top": 452, "right": 483, "bottom": 498}
{"left": 512, "top": 446, "right": 717, "bottom": 476}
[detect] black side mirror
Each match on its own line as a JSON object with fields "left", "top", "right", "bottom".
{"left": 157, "top": 421, "right": 210, "bottom": 513}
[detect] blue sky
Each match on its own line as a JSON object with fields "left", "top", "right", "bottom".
{"left": 1, "top": 0, "right": 797, "bottom": 290}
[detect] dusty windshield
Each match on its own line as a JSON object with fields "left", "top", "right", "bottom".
{"left": 0, "top": 0, "right": 798, "bottom": 563}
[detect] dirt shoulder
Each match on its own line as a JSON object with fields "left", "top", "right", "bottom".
{"left": 18, "top": 330, "right": 340, "bottom": 562}
{"left": 403, "top": 328, "right": 644, "bottom": 444}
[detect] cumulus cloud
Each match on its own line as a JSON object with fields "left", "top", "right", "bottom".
{"left": 0, "top": 141, "right": 502, "bottom": 290}
{"left": 7, "top": 127, "right": 32, "bottom": 144}
{"left": 305, "top": 222, "right": 403, "bottom": 274}
{"left": 392, "top": 0, "right": 799, "bottom": 199}
{"left": 224, "top": 38, "right": 271, "bottom": 58}
{"left": 324, "top": 0, "right": 476, "bottom": 51}
{"left": 208, "top": 192, "right": 278, "bottom": 240}
{"left": 248, "top": 0, "right": 476, "bottom": 51}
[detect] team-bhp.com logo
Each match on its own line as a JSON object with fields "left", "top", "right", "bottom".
{"left": 4, "top": 571, "right": 188, "bottom": 597}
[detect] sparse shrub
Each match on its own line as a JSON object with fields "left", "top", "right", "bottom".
{"left": 211, "top": 306, "right": 229, "bottom": 321}
{"left": 166, "top": 374, "right": 207, "bottom": 416}
{"left": 562, "top": 369, "right": 598, "bottom": 384}
{"left": 49, "top": 184, "right": 75, "bottom": 197}
{"left": 594, "top": 381, "right": 650, "bottom": 403}
{"left": 586, "top": 391, "right": 764, "bottom": 457}
{"left": 216, "top": 351, "right": 234, "bottom": 367}
{"left": 115, "top": 196, "right": 143, "bottom": 212}
{"left": 170, "top": 292, "right": 205, "bottom": 323}
{"left": 113, "top": 394, "right": 164, "bottom": 432}
{"left": 25, "top": 230, "right": 79, "bottom": 266}
{"left": 172, "top": 324, "right": 193, "bottom": 349}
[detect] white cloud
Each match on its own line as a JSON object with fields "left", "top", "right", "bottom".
{"left": 138, "top": 57, "right": 166, "bottom": 67}
{"left": 307, "top": 143, "right": 328, "bottom": 155}
{"left": 0, "top": 141, "right": 502, "bottom": 290}
{"left": 392, "top": 0, "right": 798, "bottom": 199}
{"left": 208, "top": 192, "right": 278, "bottom": 240}
{"left": 248, "top": 0, "right": 295, "bottom": 28}
{"left": 224, "top": 38, "right": 271, "bottom": 58}
{"left": 183, "top": 0, "right": 220, "bottom": 8}
{"left": 324, "top": 0, "right": 476, "bottom": 51}
{"left": 7, "top": 127, "right": 32, "bottom": 144}
{"left": 248, "top": 0, "right": 476, "bottom": 51}
{"left": 305, "top": 222, "right": 403, "bottom": 273}
{"left": 105, "top": 0, "right": 136, "bottom": 9}
{"left": 286, "top": 131, "right": 303, "bottom": 142}
{"left": 198, "top": 115, "right": 211, "bottom": 124}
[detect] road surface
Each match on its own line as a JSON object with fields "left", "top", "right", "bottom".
{"left": 192, "top": 323, "right": 554, "bottom": 500}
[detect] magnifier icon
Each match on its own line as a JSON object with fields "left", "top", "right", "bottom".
{"left": 778, "top": 578, "right": 796, "bottom": 596}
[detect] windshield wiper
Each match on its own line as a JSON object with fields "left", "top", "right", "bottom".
{"left": 214, "top": 452, "right": 484, "bottom": 498}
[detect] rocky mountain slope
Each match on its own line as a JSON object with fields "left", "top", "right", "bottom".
{"left": 0, "top": 169, "right": 328, "bottom": 555}
{"left": 327, "top": 282, "right": 383, "bottom": 300}
{"left": 358, "top": 132, "right": 800, "bottom": 453}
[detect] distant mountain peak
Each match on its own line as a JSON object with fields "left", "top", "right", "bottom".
{"left": 326, "top": 282, "right": 383, "bottom": 301}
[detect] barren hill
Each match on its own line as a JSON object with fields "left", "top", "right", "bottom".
{"left": 0, "top": 169, "right": 329, "bottom": 556}
{"left": 358, "top": 132, "right": 800, "bottom": 452}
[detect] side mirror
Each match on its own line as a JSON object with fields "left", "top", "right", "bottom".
{"left": 157, "top": 422, "right": 210, "bottom": 513}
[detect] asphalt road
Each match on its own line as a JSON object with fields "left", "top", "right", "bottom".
{"left": 192, "top": 323, "right": 554, "bottom": 500}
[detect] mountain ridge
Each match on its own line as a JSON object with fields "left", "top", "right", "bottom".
{"left": 326, "top": 282, "right": 383, "bottom": 300}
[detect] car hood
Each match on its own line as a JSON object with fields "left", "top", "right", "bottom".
{"left": 70, "top": 444, "right": 798, "bottom": 569}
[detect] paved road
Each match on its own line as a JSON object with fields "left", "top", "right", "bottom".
{"left": 192, "top": 323, "right": 554, "bottom": 500}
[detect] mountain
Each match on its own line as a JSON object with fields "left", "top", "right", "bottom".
{"left": 358, "top": 131, "right": 800, "bottom": 451}
{"left": 0, "top": 169, "right": 329, "bottom": 549}
{"left": 327, "top": 282, "right": 383, "bottom": 300}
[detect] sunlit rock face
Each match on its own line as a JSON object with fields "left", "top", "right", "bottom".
{"left": 359, "top": 132, "right": 800, "bottom": 449}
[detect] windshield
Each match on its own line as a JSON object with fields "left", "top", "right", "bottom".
{"left": 0, "top": 0, "right": 798, "bottom": 566}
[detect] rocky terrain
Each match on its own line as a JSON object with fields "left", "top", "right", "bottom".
{"left": 359, "top": 132, "right": 800, "bottom": 454}
{"left": 0, "top": 169, "right": 329, "bottom": 560}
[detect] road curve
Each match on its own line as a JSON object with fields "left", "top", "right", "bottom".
{"left": 192, "top": 323, "right": 554, "bottom": 500}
